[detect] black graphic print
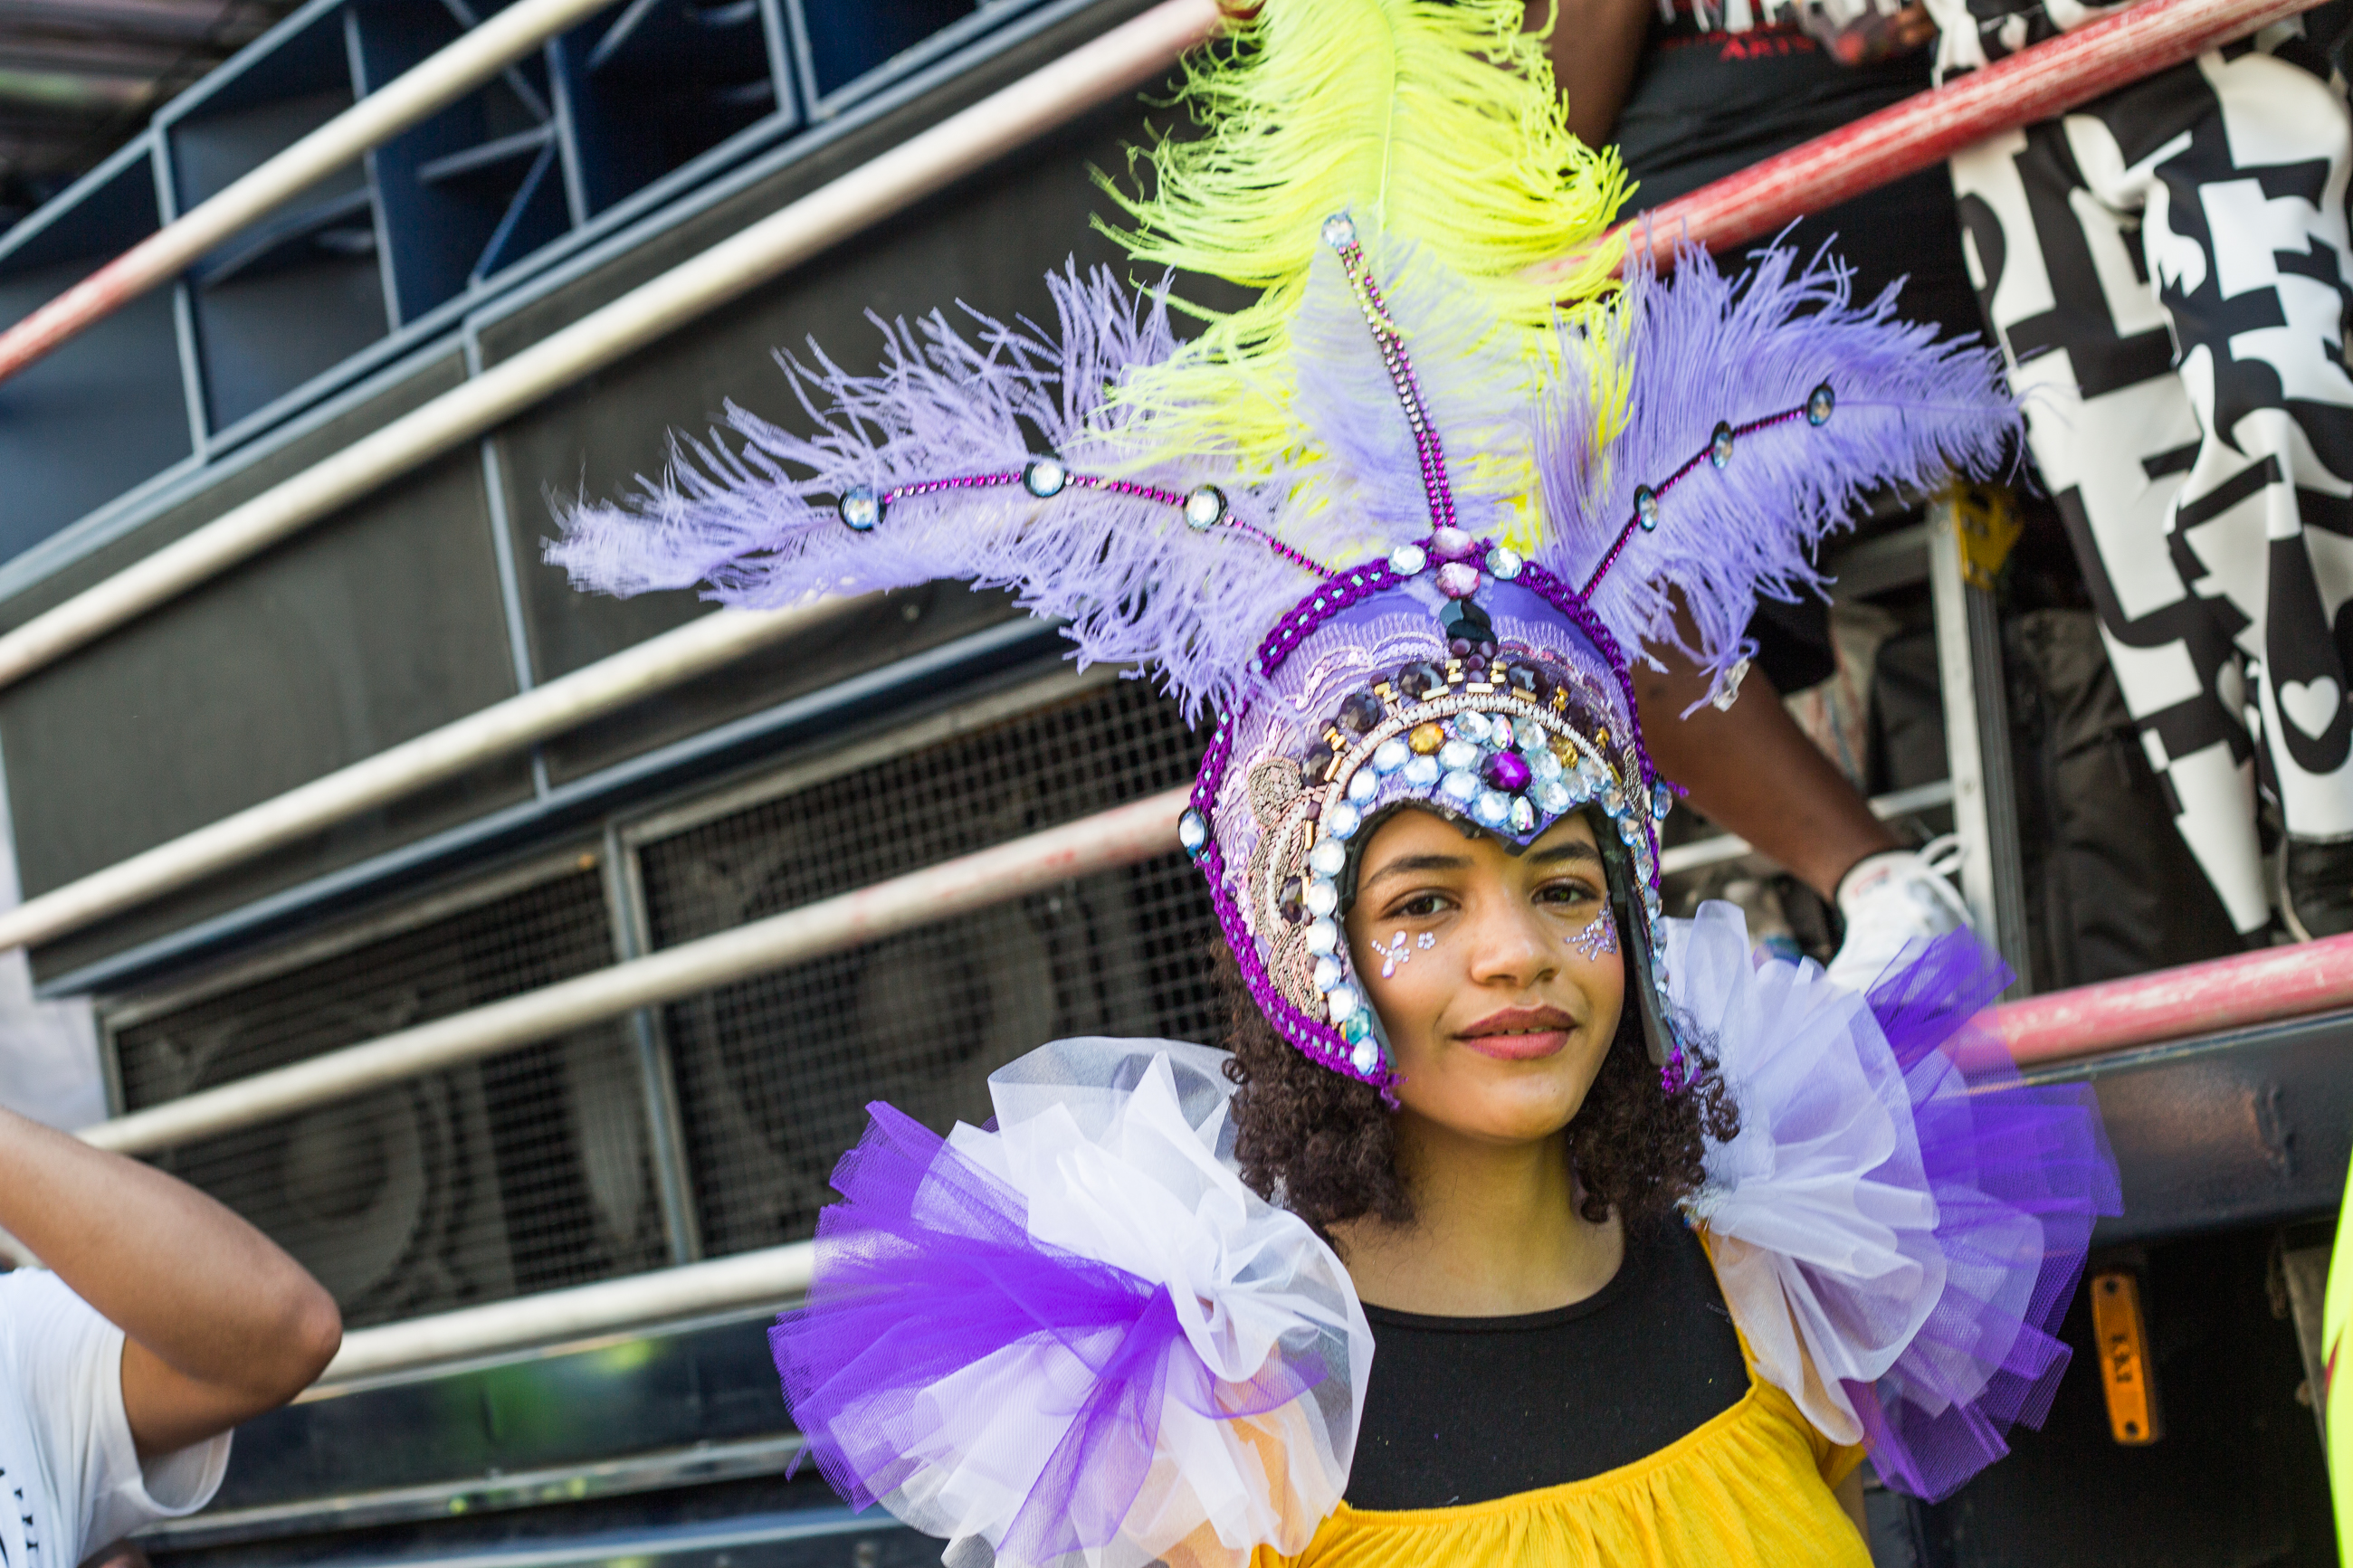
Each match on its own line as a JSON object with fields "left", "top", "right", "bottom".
{"left": 1950, "top": 38, "right": 2353, "bottom": 931}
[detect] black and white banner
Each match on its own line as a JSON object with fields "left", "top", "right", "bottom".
{"left": 1949, "top": 41, "right": 2353, "bottom": 932}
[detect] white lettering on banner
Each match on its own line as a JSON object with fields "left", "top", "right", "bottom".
{"left": 1657, "top": 0, "right": 1804, "bottom": 33}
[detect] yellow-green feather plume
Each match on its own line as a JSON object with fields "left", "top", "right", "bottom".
{"left": 1101, "top": 0, "right": 1629, "bottom": 485}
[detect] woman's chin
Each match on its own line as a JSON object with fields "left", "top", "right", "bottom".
{"left": 1399, "top": 1057, "right": 1595, "bottom": 1145}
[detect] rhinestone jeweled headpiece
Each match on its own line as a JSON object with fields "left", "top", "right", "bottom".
{"left": 547, "top": 0, "right": 2015, "bottom": 1091}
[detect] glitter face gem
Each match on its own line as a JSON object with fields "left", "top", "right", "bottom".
{"left": 1377, "top": 930, "right": 1415, "bottom": 978}
{"left": 1567, "top": 912, "right": 1619, "bottom": 962}
{"left": 1430, "top": 526, "right": 1476, "bottom": 561}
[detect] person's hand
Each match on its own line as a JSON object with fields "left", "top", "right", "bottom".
{"left": 1805, "top": 0, "right": 1939, "bottom": 64}
{"left": 1891, "top": 4, "right": 1939, "bottom": 52}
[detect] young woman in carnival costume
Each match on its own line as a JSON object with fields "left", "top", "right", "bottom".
{"left": 550, "top": 2, "right": 2121, "bottom": 1560}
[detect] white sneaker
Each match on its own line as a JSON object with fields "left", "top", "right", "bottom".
{"left": 1824, "top": 836, "right": 1973, "bottom": 992}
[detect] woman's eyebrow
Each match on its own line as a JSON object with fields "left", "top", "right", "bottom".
{"left": 1360, "top": 852, "right": 1473, "bottom": 887}
{"left": 1530, "top": 841, "right": 1603, "bottom": 866}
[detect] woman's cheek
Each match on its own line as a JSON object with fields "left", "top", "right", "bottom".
{"left": 1356, "top": 929, "right": 1444, "bottom": 1054}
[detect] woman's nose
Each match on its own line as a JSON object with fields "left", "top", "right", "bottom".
{"left": 1460, "top": 897, "right": 1557, "bottom": 987}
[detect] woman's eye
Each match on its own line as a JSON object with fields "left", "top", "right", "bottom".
{"left": 1537, "top": 880, "right": 1600, "bottom": 907}
{"left": 1390, "top": 892, "right": 1449, "bottom": 919}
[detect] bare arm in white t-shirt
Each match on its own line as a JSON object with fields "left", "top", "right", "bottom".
{"left": 0, "top": 1105, "right": 340, "bottom": 1457}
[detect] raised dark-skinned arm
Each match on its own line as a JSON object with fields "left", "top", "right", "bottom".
{"left": 1527, "top": 0, "right": 1654, "bottom": 147}
{"left": 0, "top": 1107, "right": 341, "bottom": 1457}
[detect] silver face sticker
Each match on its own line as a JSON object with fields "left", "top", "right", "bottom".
{"left": 1567, "top": 912, "right": 1619, "bottom": 962}
{"left": 1378, "top": 930, "right": 1415, "bottom": 978}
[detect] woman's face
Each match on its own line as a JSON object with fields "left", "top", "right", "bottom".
{"left": 1344, "top": 807, "right": 1627, "bottom": 1148}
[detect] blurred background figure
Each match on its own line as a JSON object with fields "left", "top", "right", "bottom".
{"left": 1532, "top": 0, "right": 1984, "bottom": 985}
{"left": 1935, "top": 0, "right": 2353, "bottom": 941}
{"left": 0, "top": 1099, "right": 341, "bottom": 1568}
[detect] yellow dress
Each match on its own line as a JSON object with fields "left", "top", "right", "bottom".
{"left": 1249, "top": 1364, "right": 1868, "bottom": 1568}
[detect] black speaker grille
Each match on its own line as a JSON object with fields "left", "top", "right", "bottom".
{"left": 636, "top": 679, "right": 1224, "bottom": 1258}
{"left": 110, "top": 867, "right": 666, "bottom": 1330}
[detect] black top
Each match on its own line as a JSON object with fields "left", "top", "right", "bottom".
{"left": 1342, "top": 1221, "right": 1751, "bottom": 1512}
{"left": 1611, "top": 0, "right": 1983, "bottom": 347}
{"left": 1613, "top": 0, "right": 1929, "bottom": 210}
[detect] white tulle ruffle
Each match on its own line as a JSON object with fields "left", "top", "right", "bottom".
{"left": 865, "top": 1038, "right": 1372, "bottom": 1568}
{"left": 1672, "top": 902, "right": 1948, "bottom": 1444}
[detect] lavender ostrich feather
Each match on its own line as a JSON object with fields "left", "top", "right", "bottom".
{"left": 547, "top": 231, "right": 1555, "bottom": 721}
{"left": 545, "top": 265, "right": 1319, "bottom": 722}
{"left": 1543, "top": 241, "right": 2018, "bottom": 698}
{"left": 544, "top": 232, "right": 2004, "bottom": 729}
{"left": 1284, "top": 226, "right": 1536, "bottom": 545}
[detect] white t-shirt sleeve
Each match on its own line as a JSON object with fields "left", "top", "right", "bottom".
{"left": 0, "top": 1271, "right": 232, "bottom": 1563}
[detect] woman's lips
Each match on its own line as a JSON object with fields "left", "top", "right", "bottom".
{"left": 1455, "top": 1007, "right": 1577, "bottom": 1060}
{"left": 1459, "top": 1030, "right": 1571, "bottom": 1060}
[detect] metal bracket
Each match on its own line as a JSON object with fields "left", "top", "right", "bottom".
{"left": 1929, "top": 488, "right": 2032, "bottom": 995}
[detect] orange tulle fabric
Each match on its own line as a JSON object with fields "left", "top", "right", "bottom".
{"left": 1248, "top": 1373, "right": 1868, "bottom": 1568}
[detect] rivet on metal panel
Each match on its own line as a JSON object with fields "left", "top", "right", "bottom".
{"left": 2091, "top": 1269, "right": 2162, "bottom": 1445}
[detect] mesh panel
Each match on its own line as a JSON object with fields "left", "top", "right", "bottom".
{"left": 110, "top": 869, "right": 665, "bottom": 1329}
{"left": 637, "top": 679, "right": 1223, "bottom": 1257}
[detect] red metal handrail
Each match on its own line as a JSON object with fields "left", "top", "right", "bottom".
{"left": 1993, "top": 932, "right": 2353, "bottom": 1067}
{"left": 1524, "top": 0, "right": 2319, "bottom": 280}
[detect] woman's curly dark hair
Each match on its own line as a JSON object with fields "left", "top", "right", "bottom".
{"left": 1216, "top": 905, "right": 1739, "bottom": 1241}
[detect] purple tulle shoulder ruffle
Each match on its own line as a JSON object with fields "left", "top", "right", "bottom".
{"left": 772, "top": 1102, "right": 1195, "bottom": 1556}
{"left": 1678, "top": 905, "right": 2120, "bottom": 1505}
{"left": 1848, "top": 935, "right": 2121, "bottom": 1502}
{"left": 769, "top": 1039, "right": 1369, "bottom": 1568}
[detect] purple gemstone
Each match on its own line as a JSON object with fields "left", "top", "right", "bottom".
{"left": 1504, "top": 663, "right": 1557, "bottom": 703}
{"left": 1430, "top": 526, "right": 1476, "bottom": 562}
{"left": 1396, "top": 660, "right": 1445, "bottom": 698}
{"left": 1336, "top": 690, "right": 1385, "bottom": 735}
{"left": 1482, "top": 750, "right": 1533, "bottom": 792}
{"left": 1278, "top": 877, "right": 1305, "bottom": 923}
{"left": 1435, "top": 562, "right": 1481, "bottom": 599}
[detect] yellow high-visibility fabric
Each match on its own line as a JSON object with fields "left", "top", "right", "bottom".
{"left": 1249, "top": 1372, "right": 1868, "bottom": 1568}
{"left": 2324, "top": 1162, "right": 2353, "bottom": 1554}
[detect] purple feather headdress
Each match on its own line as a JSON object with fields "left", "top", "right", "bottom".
{"left": 549, "top": 214, "right": 2013, "bottom": 1089}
